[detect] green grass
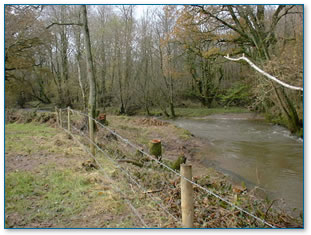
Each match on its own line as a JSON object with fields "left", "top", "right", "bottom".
{"left": 5, "top": 122, "right": 175, "bottom": 228}
{"left": 5, "top": 123, "right": 97, "bottom": 227}
{"left": 178, "top": 128, "right": 192, "bottom": 140}
{"left": 6, "top": 123, "right": 57, "bottom": 136}
{"left": 5, "top": 166, "right": 94, "bottom": 227}
{"left": 5, "top": 123, "right": 58, "bottom": 154}
{"left": 174, "top": 107, "right": 249, "bottom": 117}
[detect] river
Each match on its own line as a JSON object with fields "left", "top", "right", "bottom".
{"left": 171, "top": 114, "right": 303, "bottom": 215}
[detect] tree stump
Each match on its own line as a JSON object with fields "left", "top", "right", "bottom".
{"left": 98, "top": 113, "right": 108, "bottom": 125}
{"left": 171, "top": 155, "right": 187, "bottom": 171}
{"left": 149, "top": 139, "right": 162, "bottom": 161}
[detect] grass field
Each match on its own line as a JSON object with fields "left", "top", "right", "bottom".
{"left": 5, "top": 123, "right": 177, "bottom": 228}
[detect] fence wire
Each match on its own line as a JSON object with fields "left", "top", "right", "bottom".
{"left": 60, "top": 126, "right": 148, "bottom": 228}
{"left": 70, "top": 124, "right": 179, "bottom": 223}
{"left": 61, "top": 108, "right": 276, "bottom": 228}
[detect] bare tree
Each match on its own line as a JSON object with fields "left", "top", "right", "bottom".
{"left": 81, "top": 5, "right": 97, "bottom": 155}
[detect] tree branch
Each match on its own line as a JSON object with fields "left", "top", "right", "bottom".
{"left": 224, "top": 54, "right": 303, "bottom": 91}
{"left": 46, "top": 22, "right": 83, "bottom": 29}
{"left": 194, "top": 5, "right": 249, "bottom": 40}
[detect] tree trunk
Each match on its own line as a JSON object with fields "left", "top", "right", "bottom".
{"left": 50, "top": 39, "right": 64, "bottom": 106}
{"left": 60, "top": 6, "right": 71, "bottom": 107}
{"left": 81, "top": 5, "right": 97, "bottom": 156}
{"left": 74, "top": 12, "right": 87, "bottom": 111}
{"left": 281, "top": 88, "right": 302, "bottom": 133}
{"left": 145, "top": 102, "right": 151, "bottom": 116}
{"left": 271, "top": 83, "right": 302, "bottom": 134}
{"left": 169, "top": 101, "right": 176, "bottom": 118}
{"left": 169, "top": 75, "right": 176, "bottom": 117}
{"left": 77, "top": 57, "right": 87, "bottom": 111}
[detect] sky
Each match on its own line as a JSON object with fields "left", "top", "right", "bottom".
{"left": 134, "top": 5, "right": 162, "bottom": 19}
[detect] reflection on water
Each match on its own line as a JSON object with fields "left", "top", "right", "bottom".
{"left": 172, "top": 118, "right": 303, "bottom": 213}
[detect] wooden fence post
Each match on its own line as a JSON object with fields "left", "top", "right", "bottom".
{"left": 67, "top": 107, "right": 71, "bottom": 132}
{"left": 55, "top": 107, "right": 59, "bottom": 127}
{"left": 181, "top": 164, "right": 194, "bottom": 228}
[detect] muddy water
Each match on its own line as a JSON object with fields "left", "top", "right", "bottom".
{"left": 171, "top": 115, "right": 303, "bottom": 214}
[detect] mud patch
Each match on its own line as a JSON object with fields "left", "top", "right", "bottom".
{"left": 5, "top": 153, "right": 49, "bottom": 173}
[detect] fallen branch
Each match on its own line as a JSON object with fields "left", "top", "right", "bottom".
{"left": 118, "top": 159, "right": 143, "bottom": 168}
{"left": 264, "top": 199, "right": 279, "bottom": 221}
{"left": 224, "top": 54, "right": 303, "bottom": 91}
{"left": 143, "top": 188, "right": 163, "bottom": 194}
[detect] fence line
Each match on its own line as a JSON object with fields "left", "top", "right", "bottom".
{"left": 60, "top": 125, "right": 148, "bottom": 228}
{"left": 66, "top": 108, "right": 275, "bottom": 228}
{"left": 69, "top": 124, "right": 179, "bottom": 222}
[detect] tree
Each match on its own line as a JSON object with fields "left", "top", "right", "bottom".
{"left": 192, "top": 5, "right": 297, "bottom": 61}
{"left": 117, "top": 6, "right": 135, "bottom": 114}
{"left": 81, "top": 5, "right": 97, "bottom": 155}
{"left": 136, "top": 9, "right": 155, "bottom": 116}
{"left": 46, "top": 5, "right": 72, "bottom": 107}
{"left": 5, "top": 5, "right": 54, "bottom": 106}
{"left": 191, "top": 5, "right": 303, "bottom": 134}
{"left": 155, "top": 6, "right": 180, "bottom": 117}
{"left": 174, "top": 7, "right": 224, "bottom": 107}
{"left": 5, "top": 5, "right": 47, "bottom": 79}
{"left": 71, "top": 6, "right": 87, "bottom": 111}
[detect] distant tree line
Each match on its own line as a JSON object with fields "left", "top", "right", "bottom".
{"left": 5, "top": 5, "right": 303, "bottom": 135}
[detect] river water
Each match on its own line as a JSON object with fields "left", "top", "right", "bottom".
{"left": 171, "top": 116, "right": 303, "bottom": 214}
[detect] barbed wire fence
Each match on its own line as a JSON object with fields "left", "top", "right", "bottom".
{"left": 56, "top": 107, "right": 276, "bottom": 228}
{"left": 57, "top": 108, "right": 179, "bottom": 228}
{"left": 62, "top": 126, "right": 149, "bottom": 228}
{"left": 69, "top": 124, "right": 179, "bottom": 222}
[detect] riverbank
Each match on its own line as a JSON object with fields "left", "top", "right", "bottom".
{"left": 17, "top": 103, "right": 302, "bottom": 138}
{"left": 135, "top": 106, "right": 302, "bottom": 138}
{"left": 191, "top": 112, "right": 265, "bottom": 120}
{"left": 5, "top": 110, "right": 303, "bottom": 228}
{"left": 169, "top": 116, "right": 303, "bottom": 215}
{"left": 135, "top": 107, "right": 249, "bottom": 118}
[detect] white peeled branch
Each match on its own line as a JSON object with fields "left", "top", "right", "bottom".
{"left": 224, "top": 54, "right": 303, "bottom": 91}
